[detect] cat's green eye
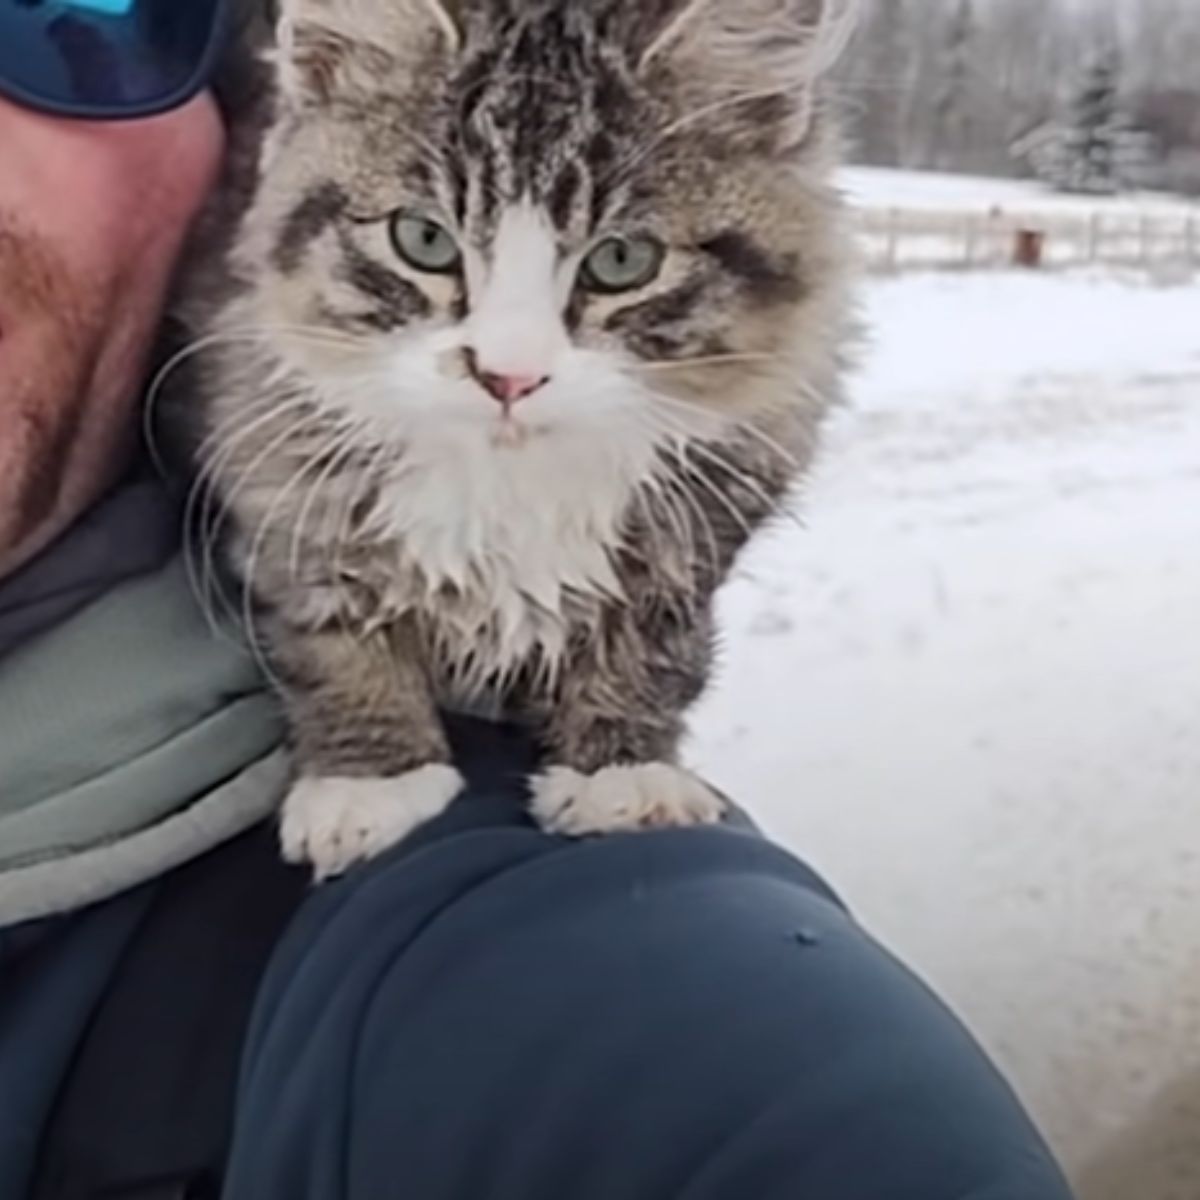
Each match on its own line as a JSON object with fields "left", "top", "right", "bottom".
{"left": 581, "top": 235, "right": 665, "bottom": 295}
{"left": 389, "top": 212, "right": 461, "bottom": 274}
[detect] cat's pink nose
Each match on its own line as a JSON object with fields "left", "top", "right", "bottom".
{"left": 477, "top": 370, "right": 549, "bottom": 406}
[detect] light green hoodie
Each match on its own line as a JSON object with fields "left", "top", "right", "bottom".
{"left": 0, "top": 552, "right": 288, "bottom": 927}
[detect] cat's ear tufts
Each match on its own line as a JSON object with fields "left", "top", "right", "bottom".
{"left": 638, "top": 0, "right": 857, "bottom": 146}
{"left": 274, "top": 0, "right": 462, "bottom": 107}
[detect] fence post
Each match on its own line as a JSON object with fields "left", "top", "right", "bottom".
{"left": 1087, "top": 212, "right": 1102, "bottom": 264}
{"left": 885, "top": 208, "right": 899, "bottom": 272}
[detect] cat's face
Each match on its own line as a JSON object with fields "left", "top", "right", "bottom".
{"left": 231, "top": 0, "right": 849, "bottom": 456}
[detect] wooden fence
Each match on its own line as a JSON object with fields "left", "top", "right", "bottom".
{"left": 856, "top": 205, "right": 1200, "bottom": 273}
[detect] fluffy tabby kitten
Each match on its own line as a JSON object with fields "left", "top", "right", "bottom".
{"left": 178, "top": 0, "right": 855, "bottom": 879}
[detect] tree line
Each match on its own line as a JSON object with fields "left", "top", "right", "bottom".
{"left": 835, "top": 0, "right": 1200, "bottom": 194}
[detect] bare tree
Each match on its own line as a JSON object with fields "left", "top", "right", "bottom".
{"left": 929, "top": 0, "right": 976, "bottom": 172}
{"left": 838, "top": 0, "right": 1200, "bottom": 193}
{"left": 837, "top": 0, "right": 916, "bottom": 167}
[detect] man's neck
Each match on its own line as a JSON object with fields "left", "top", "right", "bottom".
{"left": 0, "top": 475, "right": 176, "bottom": 659}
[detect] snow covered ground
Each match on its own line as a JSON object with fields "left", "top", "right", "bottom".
{"left": 843, "top": 165, "right": 1200, "bottom": 220}
{"left": 844, "top": 167, "right": 1200, "bottom": 274}
{"left": 686, "top": 269, "right": 1200, "bottom": 1197}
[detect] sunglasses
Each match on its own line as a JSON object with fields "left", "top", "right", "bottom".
{"left": 0, "top": 0, "right": 232, "bottom": 120}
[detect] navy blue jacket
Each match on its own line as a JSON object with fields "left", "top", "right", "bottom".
{"left": 2, "top": 721, "right": 1074, "bottom": 1199}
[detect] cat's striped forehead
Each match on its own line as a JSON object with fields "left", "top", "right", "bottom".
{"left": 441, "top": 6, "right": 642, "bottom": 241}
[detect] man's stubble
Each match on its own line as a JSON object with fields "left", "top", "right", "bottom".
{"left": 0, "top": 217, "right": 108, "bottom": 572}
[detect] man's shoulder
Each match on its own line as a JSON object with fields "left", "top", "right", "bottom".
{"left": 229, "top": 808, "right": 1069, "bottom": 1200}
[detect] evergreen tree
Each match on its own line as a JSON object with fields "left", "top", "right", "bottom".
{"left": 1028, "top": 49, "right": 1151, "bottom": 194}
{"left": 1061, "top": 52, "right": 1122, "bottom": 193}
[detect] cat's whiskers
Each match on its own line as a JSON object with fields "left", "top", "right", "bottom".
{"left": 700, "top": 441, "right": 801, "bottom": 536}
{"left": 238, "top": 431, "right": 372, "bottom": 694}
{"left": 193, "top": 387, "right": 315, "bottom": 458}
{"left": 631, "top": 424, "right": 723, "bottom": 579}
{"left": 681, "top": 439, "right": 794, "bottom": 533}
{"left": 191, "top": 387, "right": 367, "bottom": 616}
{"left": 191, "top": 394, "right": 324, "bottom": 531}
{"left": 332, "top": 441, "right": 423, "bottom": 693}
{"left": 144, "top": 330, "right": 272, "bottom": 473}
{"left": 185, "top": 404, "right": 327, "bottom": 638}
{"left": 153, "top": 349, "right": 371, "bottom": 629}
{"left": 195, "top": 361, "right": 406, "bottom": 616}
{"left": 285, "top": 404, "right": 408, "bottom": 662}
{"left": 190, "top": 397, "right": 324, "bottom": 556}
{"left": 185, "top": 396, "right": 310, "bottom": 601}
{"left": 632, "top": 469, "right": 691, "bottom": 571}
{"left": 649, "top": 390, "right": 811, "bottom": 474}
{"left": 143, "top": 324, "right": 370, "bottom": 472}
{"left": 642, "top": 469, "right": 717, "bottom": 581}
{"left": 660, "top": 467, "right": 723, "bottom": 580}
{"left": 287, "top": 420, "right": 376, "bottom": 583}
{"left": 668, "top": 450, "right": 756, "bottom": 541}
{"left": 637, "top": 400, "right": 799, "bottom": 538}
{"left": 625, "top": 402, "right": 751, "bottom": 572}
{"left": 196, "top": 365, "right": 392, "bottom": 521}
{"left": 729, "top": 419, "right": 810, "bottom": 474}
{"left": 328, "top": 440, "right": 389, "bottom": 648}
{"left": 643, "top": 401, "right": 787, "bottom": 511}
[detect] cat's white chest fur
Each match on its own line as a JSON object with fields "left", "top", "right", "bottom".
{"left": 362, "top": 410, "right": 660, "bottom": 678}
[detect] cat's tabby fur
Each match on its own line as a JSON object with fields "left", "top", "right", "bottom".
{"left": 176, "top": 0, "right": 856, "bottom": 878}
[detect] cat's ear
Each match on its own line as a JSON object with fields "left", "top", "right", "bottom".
{"left": 274, "top": 0, "right": 461, "bottom": 106}
{"left": 637, "top": 0, "right": 855, "bottom": 146}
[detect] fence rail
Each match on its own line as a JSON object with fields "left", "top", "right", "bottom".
{"left": 856, "top": 205, "right": 1200, "bottom": 273}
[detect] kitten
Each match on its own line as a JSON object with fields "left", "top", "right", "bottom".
{"left": 177, "top": 0, "right": 856, "bottom": 880}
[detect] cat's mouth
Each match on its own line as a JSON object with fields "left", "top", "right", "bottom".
{"left": 487, "top": 408, "right": 554, "bottom": 450}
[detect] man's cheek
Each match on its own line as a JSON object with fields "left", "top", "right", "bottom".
{"left": 114, "top": 95, "right": 225, "bottom": 258}
{"left": 0, "top": 317, "right": 91, "bottom": 553}
{"left": 44, "top": 95, "right": 224, "bottom": 292}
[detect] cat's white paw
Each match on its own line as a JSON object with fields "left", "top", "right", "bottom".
{"left": 530, "top": 763, "right": 728, "bottom": 838}
{"left": 281, "top": 765, "right": 463, "bottom": 881}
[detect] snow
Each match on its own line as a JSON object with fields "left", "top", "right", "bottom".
{"left": 686, "top": 268, "right": 1200, "bottom": 1193}
{"left": 843, "top": 164, "right": 1200, "bottom": 220}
